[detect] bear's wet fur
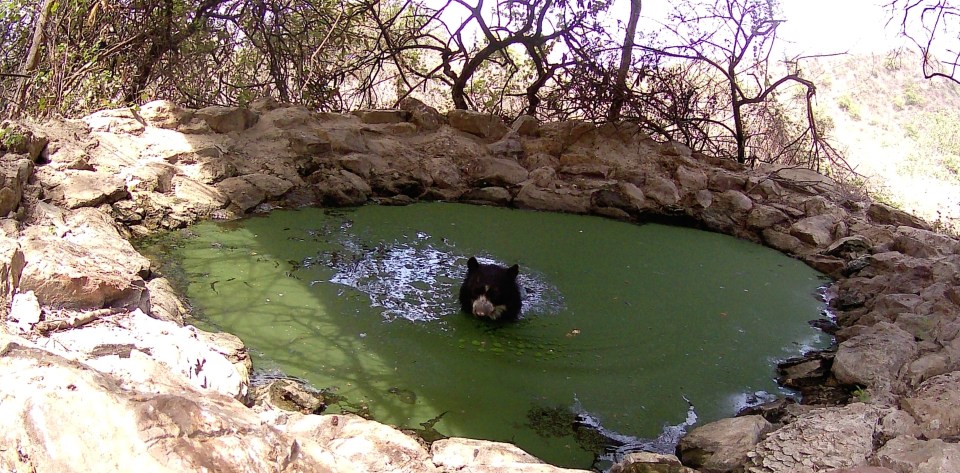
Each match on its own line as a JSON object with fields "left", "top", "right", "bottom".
{"left": 459, "top": 256, "right": 522, "bottom": 320}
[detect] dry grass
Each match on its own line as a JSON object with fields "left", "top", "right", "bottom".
{"left": 804, "top": 51, "right": 960, "bottom": 234}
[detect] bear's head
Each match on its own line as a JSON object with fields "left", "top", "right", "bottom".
{"left": 459, "top": 256, "right": 522, "bottom": 320}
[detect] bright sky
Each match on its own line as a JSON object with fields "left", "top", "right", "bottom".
{"left": 427, "top": 0, "right": 909, "bottom": 57}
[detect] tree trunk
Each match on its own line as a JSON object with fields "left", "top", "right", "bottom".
{"left": 12, "top": 0, "right": 55, "bottom": 118}
{"left": 607, "top": 0, "right": 641, "bottom": 122}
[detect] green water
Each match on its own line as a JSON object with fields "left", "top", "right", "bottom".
{"left": 143, "top": 203, "right": 830, "bottom": 469}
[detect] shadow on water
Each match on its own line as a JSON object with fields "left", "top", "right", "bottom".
{"left": 140, "top": 202, "right": 833, "bottom": 470}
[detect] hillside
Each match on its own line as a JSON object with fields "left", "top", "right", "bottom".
{"left": 806, "top": 51, "right": 960, "bottom": 233}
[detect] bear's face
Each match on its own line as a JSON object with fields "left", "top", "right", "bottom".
{"left": 459, "top": 256, "right": 522, "bottom": 320}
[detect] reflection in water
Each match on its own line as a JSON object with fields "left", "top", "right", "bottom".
{"left": 141, "top": 203, "right": 832, "bottom": 470}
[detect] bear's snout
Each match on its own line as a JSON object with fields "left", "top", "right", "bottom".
{"left": 472, "top": 295, "right": 495, "bottom": 317}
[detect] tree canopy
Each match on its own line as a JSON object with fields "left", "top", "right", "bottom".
{"left": 0, "top": 0, "right": 865, "bottom": 172}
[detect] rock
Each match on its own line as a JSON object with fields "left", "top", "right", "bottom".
{"left": 826, "top": 235, "right": 873, "bottom": 257}
{"left": 194, "top": 106, "right": 259, "bottom": 133}
{"left": 893, "top": 226, "right": 959, "bottom": 258}
{"left": 878, "top": 409, "right": 922, "bottom": 441}
{"left": 791, "top": 214, "right": 840, "bottom": 247}
{"left": 8, "top": 290, "right": 41, "bottom": 333}
{"left": 138, "top": 100, "right": 193, "bottom": 129}
{"left": 47, "top": 309, "right": 247, "bottom": 399}
{"left": 49, "top": 170, "right": 128, "bottom": 209}
{"left": 315, "top": 169, "right": 372, "bottom": 206}
{"left": 253, "top": 379, "right": 325, "bottom": 413}
{"left": 145, "top": 277, "right": 187, "bottom": 325}
{"left": 612, "top": 452, "right": 696, "bottom": 472}
{"left": 0, "top": 236, "right": 24, "bottom": 317}
{"left": 874, "top": 435, "right": 960, "bottom": 473}
{"left": 0, "top": 157, "right": 32, "bottom": 217}
{"left": 746, "top": 403, "right": 885, "bottom": 472}
{"left": 217, "top": 173, "right": 293, "bottom": 212}
{"left": 512, "top": 115, "right": 540, "bottom": 136}
{"left": 462, "top": 186, "right": 512, "bottom": 205}
{"left": 701, "top": 189, "right": 754, "bottom": 231}
{"left": 19, "top": 208, "right": 151, "bottom": 309}
{"left": 675, "top": 165, "right": 708, "bottom": 193}
{"left": 399, "top": 97, "right": 445, "bottom": 131}
{"left": 678, "top": 415, "right": 774, "bottom": 472}
{"left": 0, "top": 337, "right": 318, "bottom": 471}
{"left": 760, "top": 228, "right": 805, "bottom": 254}
{"left": 644, "top": 176, "right": 680, "bottom": 207}
{"left": 82, "top": 107, "right": 146, "bottom": 134}
{"left": 867, "top": 202, "right": 930, "bottom": 230}
{"left": 431, "top": 437, "right": 588, "bottom": 472}
{"left": 746, "top": 204, "right": 789, "bottom": 229}
{"left": 660, "top": 141, "right": 692, "bottom": 157}
{"left": 470, "top": 157, "right": 529, "bottom": 187}
{"left": 351, "top": 109, "right": 410, "bottom": 124}
{"left": 771, "top": 166, "right": 838, "bottom": 195}
{"left": 283, "top": 413, "right": 440, "bottom": 472}
{"left": 447, "top": 109, "right": 509, "bottom": 139}
{"left": 901, "top": 371, "right": 960, "bottom": 439}
{"left": 515, "top": 184, "right": 590, "bottom": 213}
{"left": 488, "top": 132, "right": 525, "bottom": 160}
{"left": 832, "top": 322, "right": 918, "bottom": 392}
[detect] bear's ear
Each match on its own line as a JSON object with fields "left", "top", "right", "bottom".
{"left": 507, "top": 264, "right": 519, "bottom": 279}
{"left": 467, "top": 257, "right": 479, "bottom": 271}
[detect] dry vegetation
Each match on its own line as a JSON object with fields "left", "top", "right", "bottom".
{"left": 804, "top": 51, "right": 960, "bottom": 233}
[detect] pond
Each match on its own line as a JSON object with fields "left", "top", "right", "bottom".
{"left": 141, "top": 202, "right": 831, "bottom": 470}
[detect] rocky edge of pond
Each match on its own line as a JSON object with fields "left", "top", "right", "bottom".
{"left": 1, "top": 98, "right": 958, "bottom": 473}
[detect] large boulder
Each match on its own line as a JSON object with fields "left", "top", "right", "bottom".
{"left": 833, "top": 322, "right": 919, "bottom": 394}
{"left": 447, "top": 109, "right": 508, "bottom": 140}
{"left": 678, "top": 415, "right": 774, "bottom": 472}
{"left": 18, "top": 207, "right": 150, "bottom": 309}
{"left": 0, "top": 157, "right": 32, "bottom": 217}
{"left": 745, "top": 403, "right": 886, "bottom": 472}
{"left": 0, "top": 336, "right": 324, "bottom": 472}
{"left": 901, "top": 371, "right": 960, "bottom": 439}
{"left": 874, "top": 435, "right": 960, "bottom": 473}
{"left": 430, "top": 438, "right": 589, "bottom": 472}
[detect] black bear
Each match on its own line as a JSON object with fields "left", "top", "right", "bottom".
{"left": 459, "top": 256, "right": 522, "bottom": 320}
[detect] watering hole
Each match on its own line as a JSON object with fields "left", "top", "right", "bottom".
{"left": 141, "top": 202, "right": 831, "bottom": 469}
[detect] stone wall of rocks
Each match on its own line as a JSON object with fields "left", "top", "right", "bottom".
{"left": 1, "top": 98, "right": 958, "bottom": 472}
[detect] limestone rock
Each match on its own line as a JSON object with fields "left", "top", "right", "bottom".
{"left": 399, "top": 97, "right": 445, "bottom": 131}
{"left": 195, "top": 106, "right": 259, "bottom": 133}
{"left": 512, "top": 115, "right": 540, "bottom": 136}
{"left": 8, "top": 290, "right": 41, "bottom": 333}
{"left": 351, "top": 109, "right": 410, "bottom": 124}
{"left": 0, "top": 338, "right": 318, "bottom": 472}
{"left": 145, "top": 277, "right": 188, "bottom": 325}
{"left": 315, "top": 169, "right": 371, "bottom": 206}
{"left": 612, "top": 452, "right": 697, "bottom": 473}
{"left": 138, "top": 100, "right": 194, "bottom": 129}
{"left": 0, "top": 157, "right": 32, "bottom": 217}
{"left": 49, "top": 170, "right": 128, "bottom": 209}
{"left": 0, "top": 236, "right": 24, "bottom": 317}
{"left": 447, "top": 109, "right": 508, "bottom": 139}
{"left": 47, "top": 310, "right": 247, "bottom": 399}
{"left": 867, "top": 202, "right": 930, "bottom": 230}
{"left": 644, "top": 176, "right": 680, "bottom": 207}
{"left": 747, "top": 204, "right": 789, "bottom": 229}
{"left": 284, "top": 413, "right": 440, "bottom": 472}
{"left": 431, "top": 437, "right": 588, "bottom": 472}
{"left": 874, "top": 435, "right": 960, "bottom": 473}
{"left": 217, "top": 173, "right": 293, "bottom": 212}
{"left": 515, "top": 185, "right": 590, "bottom": 213}
{"left": 893, "top": 226, "right": 960, "bottom": 258}
{"left": 678, "top": 415, "right": 774, "bottom": 472}
{"left": 470, "top": 157, "right": 529, "bottom": 187}
{"left": 82, "top": 107, "right": 146, "bottom": 134}
{"left": 463, "top": 186, "right": 512, "bottom": 205}
{"left": 791, "top": 214, "right": 840, "bottom": 247}
{"left": 901, "top": 371, "right": 960, "bottom": 439}
{"left": 19, "top": 208, "right": 150, "bottom": 309}
{"left": 746, "top": 403, "right": 885, "bottom": 472}
{"left": 833, "top": 322, "right": 918, "bottom": 392}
